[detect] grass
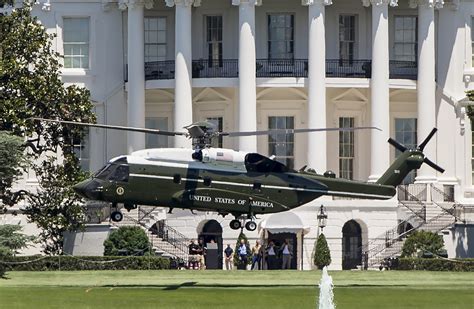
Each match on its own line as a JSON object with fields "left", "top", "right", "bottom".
{"left": 0, "top": 270, "right": 473, "bottom": 308}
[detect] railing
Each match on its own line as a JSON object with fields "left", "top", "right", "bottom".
{"left": 135, "top": 59, "right": 417, "bottom": 80}
{"left": 192, "top": 59, "right": 238, "bottom": 78}
{"left": 153, "top": 220, "right": 190, "bottom": 257}
{"left": 256, "top": 59, "right": 307, "bottom": 78}
{"left": 389, "top": 60, "right": 418, "bottom": 79}
{"left": 145, "top": 60, "right": 175, "bottom": 80}
{"left": 398, "top": 184, "right": 428, "bottom": 202}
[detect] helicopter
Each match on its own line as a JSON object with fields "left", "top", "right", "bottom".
{"left": 33, "top": 118, "right": 444, "bottom": 231}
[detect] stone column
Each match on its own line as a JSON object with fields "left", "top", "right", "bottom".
{"left": 410, "top": 0, "right": 443, "bottom": 182}
{"left": 167, "top": 0, "right": 199, "bottom": 148}
{"left": 304, "top": 0, "right": 332, "bottom": 173}
{"left": 364, "top": 0, "right": 397, "bottom": 182}
{"left": 120, "top": 0, "right": 153, "bottom": 153}
{"left": 232, "top": 0, "right": 260, "bottom": 152}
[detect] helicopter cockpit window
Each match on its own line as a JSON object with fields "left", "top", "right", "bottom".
{"left": 109, "top": 165, "right": 130, "bottom": 182}
{"left": 244, "top": 153, "right": 290, "bottom": 173}
{"left": 94, "top": 164, "right": 114, "bottom": 180}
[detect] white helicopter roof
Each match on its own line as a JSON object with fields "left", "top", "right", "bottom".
{"left": 121, "top": 147, "right": 250, "bottom": 172}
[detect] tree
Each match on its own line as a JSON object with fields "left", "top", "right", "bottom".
{"left": 314, "top": 233, "right": 331, "bottom": 269}
{"left": 0, "top": 132, "right": 28, "bottom": 204}
{"left": 0, "top": 224, "right": 35, "bottom": 278}
{"left": 401, "top": 230, "right": 444, "bottom": 258}
{"left": 103, "top": 226, "right": 151, "bottom": 256}
{"left": 24, "top": 155, "right": 89, "bottom": 255}
{"left": 0, "top": 3, "right": 96, "bottom": 253}
{"left": 233, "top": 232, "right": 251, "bottom": 268}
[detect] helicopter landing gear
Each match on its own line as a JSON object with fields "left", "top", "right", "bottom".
{"left": 110, "top": 210, "right": 123, "bottom": 222}
{"left": 229, "top": 216, "right": 257, "bottom": 231}
{"left": 230, "top": 219, "right": 241, "bottom": 230}
{"left": 110, "top": 202, "right": 123, "bottom": 222}
{"left": 245, "top": 221, "right": 257, "bottom": 231}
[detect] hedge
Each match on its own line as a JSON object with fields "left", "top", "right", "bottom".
{"left": 0, "top": 255, "right": 170, "bottom": 271}
{"left": 397, "top": 258, "right": 474, "bottom": 272}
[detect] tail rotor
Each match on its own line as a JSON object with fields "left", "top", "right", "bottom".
{"left": 387, "top": 127, "right": 444, "bottom": 174}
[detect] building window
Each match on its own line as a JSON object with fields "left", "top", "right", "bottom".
{"left": 145, "top": 17, "right": 166, "bottom": 63}
{"left": 339, "top": 15, "right": 356, "bottom": 62}
{"left": 206, "top": 117, "right": 223, "bottom": 148}
{"left": 206, "top": 16, "right": 223, "bottom": 67}
{"left": 268, "top": 116, "right": 294, "bottom": 169}
{"left": 72, "top": 130, "right": 90, "bottom": 171}
{"left": 471, "top": 17, "right": 474, "bottom": 66}
{"left": 63, "top": 17, "right": 90, "bottom": 69}
{"left": 394, "top": 16, "right": 417, "bottom": 62}
{"left": 268, "top": 14, "right": 294, "bottom": 60}
{"left": 339, "top": 117, "right": 354, "bottom": 180}
{"left": 395, "top": 118, "right": 417, "bottom": 184}
{"left": 145, "top": 117, "right": 168, "bottom": 148}
{"left": 471, "top": 120, "right": 474, "bottom": 184}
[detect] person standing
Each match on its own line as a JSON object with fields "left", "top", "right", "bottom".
{"left": 224, "top": 244, "right": 234, "bottom": 270}
{"left": 281, "top": 239, "right": 292, "bottom": 270}
{"left": 266, "top": 240, "right": 277, "bottom": 270}
{"left": 251, "top": 240, "right": 262, "bottom": 270}
{"left": 197, "top": 238, "right": 207, "bottom": 270}
{"left": 237, "top": 239, "right": 250, "bottom": 270}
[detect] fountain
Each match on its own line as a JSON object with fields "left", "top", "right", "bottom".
{"left": 318, "top": 266, "right": 335, "bottom": 309}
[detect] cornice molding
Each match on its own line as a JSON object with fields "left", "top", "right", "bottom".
{"left": 409, "top": 0, "right": 444, "bottom": 9}
{"left": 118, "top": 0, "right": 154, "bottom": 10}
{"left": 166, "top": 0, "right": 201, "bottom": 7}
{"left": 362, "top": 0, "right": 398, "bottom": 7}
{"left": 301, "top": 0, "right": 332, "bottom": 6}
{"left": 232, "top": 0, "right": 262, "bottom": 6}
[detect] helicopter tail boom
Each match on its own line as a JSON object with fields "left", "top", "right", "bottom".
{"left": 376, "top": 128, "right": 444, "bottom": 187}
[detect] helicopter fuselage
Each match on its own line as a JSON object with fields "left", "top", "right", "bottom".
{"left": 74, "top": 147, "right": 396, "bottom": 217}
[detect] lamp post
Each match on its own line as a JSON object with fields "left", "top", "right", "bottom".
{"left": 317, "top": 205, "right": 328, "bottom": 232}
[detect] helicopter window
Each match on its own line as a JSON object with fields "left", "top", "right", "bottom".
{"left": 94, "top": 164, "right": 114, "bottom": 180}
{"left": 203, "top": 177, "right": 212, "bottom": 187}
{"left": 109, "top": 165, "right": 129, "bottom": 182}
{"left": 173, "top": 174, "right": 181, "bottom": 184}
{"left": 244, "top": 153, "right": 290, "bottom": 173}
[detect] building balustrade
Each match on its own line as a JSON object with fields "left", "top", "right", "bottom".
{"left": 125, "top": 59, "right": 418, "bottom": 81}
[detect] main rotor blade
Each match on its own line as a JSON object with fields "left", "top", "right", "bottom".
{"left": 387, "top": 138, "right": 408, "bottom": 152}
{"left": 30, "top": 118, "right": 186, "bottom": 136}
{"left": 220, "top": 126, "right": 381, "bottom": 137}
{"left": 418, "top": 128, "right": 437, "bottom": 151}
{"left": 423, "top": 157, "right": 445, "bottom": 173}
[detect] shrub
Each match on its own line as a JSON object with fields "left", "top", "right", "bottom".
{"left": 314, "top": 233, "right": 331, "bottom": 269}
{"left": 0, "top": 255, "right": 170, "bottom": 271}
{"left": 401, "top": 230, "right": 444, "bottom": 258}
{"left": 397, "top": 258, "right": 474, "bottom": 271}
{"left": 103, "top": 226, "right": 151, "bottom": 256}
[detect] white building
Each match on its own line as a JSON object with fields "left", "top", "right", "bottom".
{"left": 3, "top": 0, "right": 474, "bottom": 269}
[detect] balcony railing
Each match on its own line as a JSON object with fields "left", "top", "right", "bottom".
{"left": 138, "top": 59, "right": 417, "bottom": 81}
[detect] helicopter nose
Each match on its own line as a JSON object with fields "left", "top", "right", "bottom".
{"left": 73, "top": 180, "right": 90, "bottom": 198}
{"left": 73, "top": 179, "right": 103, "bottom": 200}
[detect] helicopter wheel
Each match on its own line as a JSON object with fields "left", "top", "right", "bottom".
{"left": 229, "top": 219, "right": 242, "bottom": 230}
{"left": 245, "top": 221, "right": 257, "bottom": 231}
{"left": 110, "top": 211, "right": 123, "bottom": 222}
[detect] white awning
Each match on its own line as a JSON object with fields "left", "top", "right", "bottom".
{"left": 259, "top": 212, "right": 310, "bottom": 235}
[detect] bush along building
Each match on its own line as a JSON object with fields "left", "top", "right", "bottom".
{"left": 2, "top": 0, "right": 474, "bottom": 270}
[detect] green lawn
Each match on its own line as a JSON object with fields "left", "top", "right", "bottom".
{"left": 0, "top": 270, "right": 473, "bottom": 309}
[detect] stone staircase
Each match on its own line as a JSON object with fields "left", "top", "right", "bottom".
{"left": 364, "top": 184, "right": 460, "bottom": 268}
{"left": 111, "top": 206, "right": 190, "bottom": 262}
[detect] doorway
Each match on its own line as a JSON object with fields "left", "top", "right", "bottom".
{"left": 267, "top": 232, "right": 297, "bottom": 269}
{"left": 342, "top": 220, "right": 362, "bottom": 270}
{"left": 198, "top": 220, "right": 223, "bottom": 269}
